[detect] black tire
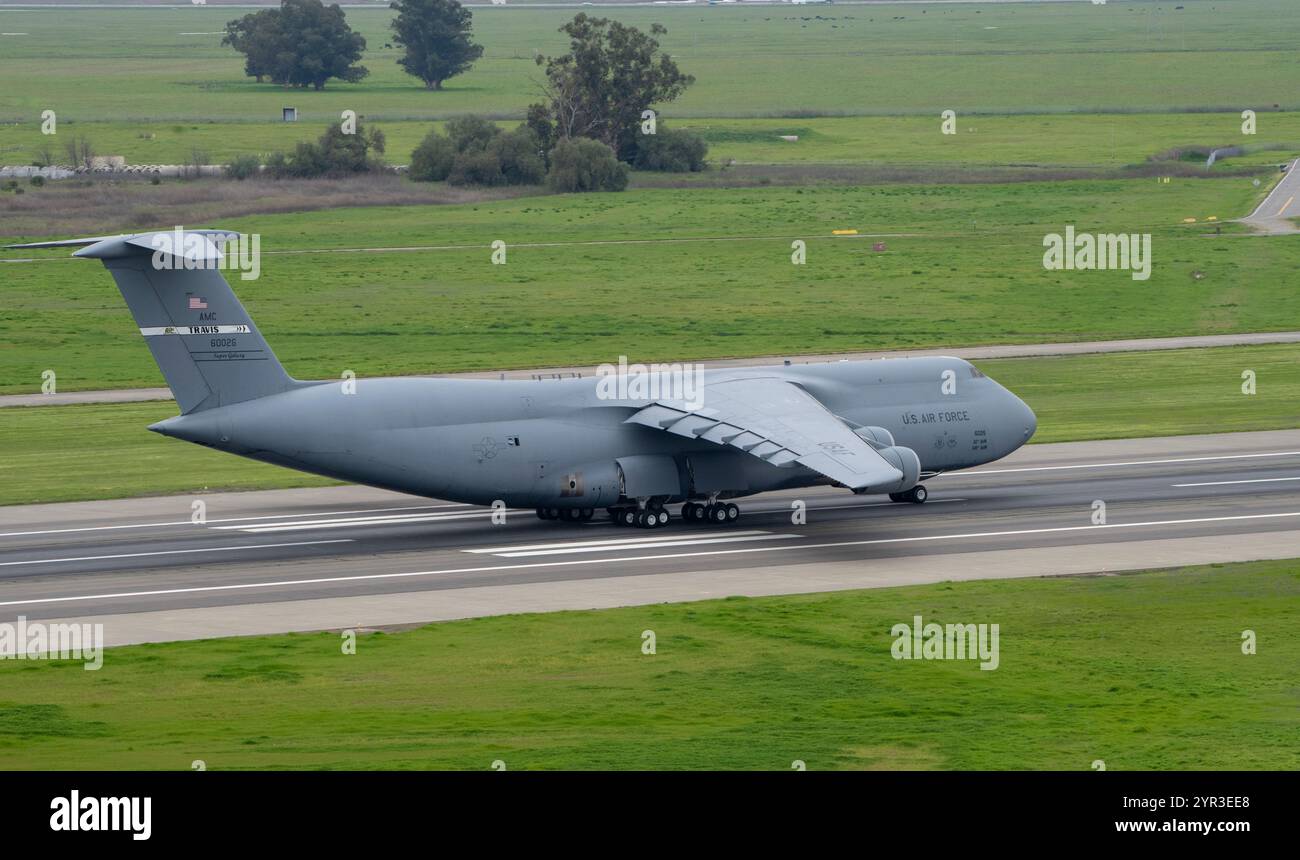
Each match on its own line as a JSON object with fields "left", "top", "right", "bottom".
{"left": 725, "top": 503, "right": 740, "bottom": 522}
{"left": 623, "top": 509, "right": 639, "bottom": 527}
{"left": 711, "top": 505, "right": 728, "bottom": 523}
{"left": 888, "top": 492, "right": 906, "bottom": 503}
{"left": 910, "top": 485, "right": 928, "bottom": 503}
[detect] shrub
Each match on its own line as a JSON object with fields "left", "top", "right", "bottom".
{"left": 224, "top": 154, "right": 262, "bottom": 180}
{"left": 263, "top": 150, "right": 291, "bottom": 179}
{"left": 547, "top": 138, "right": 628, "bottom": 192}
{"left": 29, "top": 175, "right": 45, "bottom": 188}
{"left": 633, "top": 127, "right": 708, "bottom": 172}
{"left": 448, "top": 149, "right": 505, "bottom": 186}
{"left": 446, "top": 115, "right": 501, "bottom": 153}
{"left": 409, "top": 131, "right": 457, "bottom": 182}
{"left": 490, "top": 127, "right": 545, "bottom": 185}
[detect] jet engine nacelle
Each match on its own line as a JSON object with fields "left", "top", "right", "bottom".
{"left": 854, "top": 425, "right": 896, "bottom": 448}
{"left": 540, "top": 459, "right": 624, "bottom": 508}
{"left": 871, "top": 445, "right": 921, "bottom": 494}
{"left": 533, "top": 462, "right": 624, "bottom": 509}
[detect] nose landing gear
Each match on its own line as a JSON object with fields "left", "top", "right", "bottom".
{"left": 888, "top": 485, "right": 928, "bottom": 504}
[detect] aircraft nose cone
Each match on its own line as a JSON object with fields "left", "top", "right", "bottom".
{"left": 1018, "top": 396, "right": 1037, "bottom": 442}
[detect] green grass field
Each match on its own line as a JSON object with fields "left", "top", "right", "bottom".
{"left": 4, "top": 112, "right": 1297, "bottom": 169}
{"left": 3, "top": 178, "right": 1295, "bottom": 395}
{"left": 1, "top": 559, "right": 1295, "bottom": 770}
{"left": 3, "top": 343, "right": 1296, "bottom": 506}
{"left": 1, "top": 1, "right": 1298, "bottom": 125}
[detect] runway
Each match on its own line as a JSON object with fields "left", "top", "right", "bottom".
{"left": 2, "top": 428, "right": 1299, "bottom": 648}
{"left": 1241, "top": 159, "right": 1300, "bottom": 235}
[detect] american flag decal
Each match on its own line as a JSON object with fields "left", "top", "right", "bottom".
{"left": 188, "top": 296, "right": 208, "bottom": 309}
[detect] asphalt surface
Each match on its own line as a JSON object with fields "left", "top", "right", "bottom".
{"left": 1241, "top": 159, "right": 1300, "bottom": 234}
{"left": 5, "top": 331, "right": 1300, "bottom": 408}
{"left": 2, "top": 429, "right": 1299, "bottom": 646}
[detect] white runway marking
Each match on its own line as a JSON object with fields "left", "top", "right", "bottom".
{"left": 1173, "top": 476, "right": 1300, "bottom": 488}
{"left": 755, "top": 498, "right": 966, "bottom": 513}
{"left": 479, "top": 532, "right": 797, "bottom": 558}
{"left": 0, "top": 540, "right": 352, "bottom": 568}
{"left": 4, "top": 510, "right": 1299, "bottom": 609}
{"left": 0, "top": 503, "right": 470, "bottom": 538}
{"left": 467, "top": 530, "right": 774, "bottom": 554}
{"left": 217, "top": 510, "right": 497, "bottom": 533}
{"left": 945, "top": 450, "right": 1300, "bottom": 477}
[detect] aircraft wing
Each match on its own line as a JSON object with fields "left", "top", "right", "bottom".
{"left": 624, "top": 376, "right": 903, "bottom": 491}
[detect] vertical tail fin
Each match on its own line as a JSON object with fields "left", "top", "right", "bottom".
{"left": 18, "top": 231, "right": 295, "bottom": 413}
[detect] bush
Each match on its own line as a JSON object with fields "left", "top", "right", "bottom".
{"left": 409, "top": 131, "right": 457, "bottom": 182}
{"left": 490, "top": 127, "right": 545, "bottom": 185}
{"left": 263, "top": 150, "right": 291, "bottom": 179}
{"left": 633, "top": 127, "right": 708, "bottom": 172}
{"left": 410, "top": 121, "right": 543, "bottom": 186}
{"left": 224, "top": 154, "right": 262, "bottom": 180}
{"left": 29, "top": 175, "right": 45, "bottom": 188}
{"left": 446, "top": 115, "right": 501, "bottom": 153}
{"left": 261, "top": 122, "right": 385, "bottom": 179}
{"left": 547, "top": 138, "right": 628, "bottom": 193}
{"left": 448, "top": 149, "right": 505, "bottom": 186}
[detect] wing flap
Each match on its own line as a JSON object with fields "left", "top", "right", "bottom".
{"left": 625, "top": 376, "right": 904, "bottom": 490}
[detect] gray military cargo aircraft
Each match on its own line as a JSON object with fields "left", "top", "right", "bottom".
{"left": 12, "top": 230, "right": 1036, "bottom": 528}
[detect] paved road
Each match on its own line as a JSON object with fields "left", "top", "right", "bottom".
{"left": 5, "top": 331, "right": 1299, "bottom": 408}
{"left": 1241, "top": 160, "right": 1300, "bottom": 235}
{"left": 2, "top": 429, "right": 1298, "bottom": 648}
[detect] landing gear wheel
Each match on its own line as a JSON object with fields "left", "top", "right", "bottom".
{"left": 907, "top": 485, "right": 928, "bottom": 504}
{"left": 536, "top": 508, "right": 553, "bottom": 520}
{"left": 622, "top": 509, "right": 639, "bottom": 528}
{"left": 580, "top": 508, "right": 594, "bottom": 521}
{"left": 653, "top": 509, "right": 670, "bottom": 527}
{"left": 724, "top": 503, "right": 740, "bottom": 522}
{"left": 708, "top": 504, "right": 729, "bottom": 524}
{"left": 562, "top": 508, "right": 584, "bottom": 522}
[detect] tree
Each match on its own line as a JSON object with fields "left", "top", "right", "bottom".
{"left": 223, "top": 0, "right": 368, "bottom": 91}
{"left": 390, "top": 0, "right": 484, "bottom": 90}
{"left": 531, "top": 14, "right": 694, "bottom": 161}
{"left": 222, "top": 9, "right": 279, "bottom": 83}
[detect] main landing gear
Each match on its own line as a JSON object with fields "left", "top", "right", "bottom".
{"left": 888, "top": 484, "right": 928, "bottom": 504}
{"left": 608, "top": 504, "right": 671, "bottom": 529}
{"left": 681, "top": 501, "right": 740, "bottom": 525}
{"left": 535, "top": 507, "right": 595, "bottom": 522}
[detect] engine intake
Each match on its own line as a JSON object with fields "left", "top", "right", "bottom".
{"left": 873, "top": 445, "right": 921, "bottom": 494}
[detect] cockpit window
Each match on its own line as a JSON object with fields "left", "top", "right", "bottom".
{"left": 969, "top": 366, "right": 987, "bottom": 378}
